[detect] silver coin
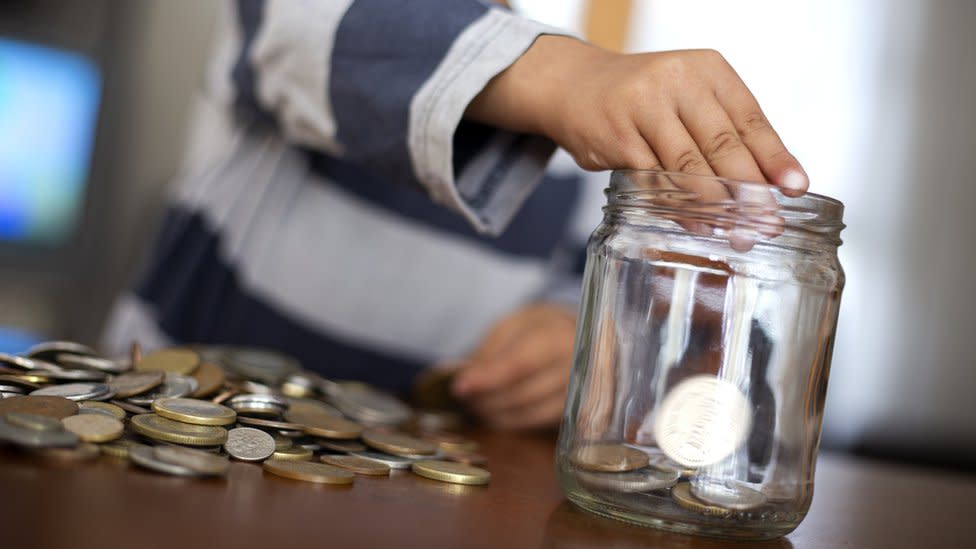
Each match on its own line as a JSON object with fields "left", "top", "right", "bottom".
{"left": 280, "top": 373, "right": 320, "bottom": 398}
{"left": 0, "top": 417, "right": 79, "bottom": 448}
{"left": 0, "top": 353, "right": 59, "bottom": 371}
{"left": 5, "top": 412, "right": 65, "bottom": 431}
{"left": 0, "top": 385, "right": 25, "bottom": 395}
{"left": 126, "top": 374, "right": 198, "bottom": 405}
{"left": 27, "top": 364, "right": 108, "bottom": 382}
{"left": 30, "top": 382, "right": 114, "bottom": 401}
{"left": 332, "top": 384, "right": 411, "bottom": 426}
{"left": 225, "top": 427, "right": 275, "bottom": 461}
{"left": 647, "top": 454, "right": 698, "bottom": 477}
{"left": 691, "top": 479, "right": 768, "bottom": 510}
{"left": 129, "top": 444, "right": 199, "bottom": 477}
{"left": 55, "top": 353, "right": 128, "bottom": 374}
{"left": 577, "top": 467, "right": 681, "bottom": 493}
{"left": 350, "top": 451, "right": 417, "bottom": 470}
{"left": 226, "top": 394, "right": 288, "bottom": 416}
{"left": 25, "top": 341, "right": 98, "bottom": 361}
{"left": 152, "top": 445, "right": 231, "bottom": 476}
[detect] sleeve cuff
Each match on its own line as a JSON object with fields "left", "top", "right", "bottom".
{"left": 407, "top": 8, "right": 577, "bottom": 235}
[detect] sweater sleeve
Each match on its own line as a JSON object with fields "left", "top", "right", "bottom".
{"left": 232, "top": 0, "right": 575, "bottom": 235}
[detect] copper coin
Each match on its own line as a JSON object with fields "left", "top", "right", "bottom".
{"left": 0, "top": 395, "right": 79, "bottom": 419}
{"left": 108, "top": 371, "right": 165, "bottom": 398}
{"left": 570, "top": 443, "right": 650, "bottom": 473}
{"left": 190, "top": 362, "right": 225, "bottom": 397}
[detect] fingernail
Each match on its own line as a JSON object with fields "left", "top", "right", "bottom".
{"left": 781, "top": 169, "right": 808, "bottom": 192}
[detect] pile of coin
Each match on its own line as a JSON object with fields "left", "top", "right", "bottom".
{"left": 0, "top": 342, "right": 489, "bottom": 487}
{"left": 569, "top": 441, "right": 769, "bottom": 517}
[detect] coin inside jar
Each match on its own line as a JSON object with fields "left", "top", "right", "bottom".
{"left": 576, "top": 467, "right": 680, "bottom": 493}
{"left": 152, "top": 397, "right": 236, "bottom": 426}
{"left": 670, "top": 482, "right": 733, "bottom": 518}
{"left": 690, "top": 479, "right": 768, "bottom": 511}
{"left": 570, "top": 443, "right": 650, "bottom": 473}
{"left": 225, "top": 427, "right": 275, "bottom": 461}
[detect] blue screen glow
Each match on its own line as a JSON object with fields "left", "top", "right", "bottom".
{"left": 0, "top": 38, "right": 100, "bottom": 245}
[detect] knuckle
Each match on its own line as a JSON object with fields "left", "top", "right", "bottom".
{"left": 674, "top": 149, "right": 708, "bottom": 174}
{"left": 738, "top": 111, "right": 771, "bottom": 136}
{"left": 702, "top": 131, "right": 745, "bottom": 163}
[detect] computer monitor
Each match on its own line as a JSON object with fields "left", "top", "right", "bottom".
{"left": 0, "top": 36, "right": 100, "bottom": 248}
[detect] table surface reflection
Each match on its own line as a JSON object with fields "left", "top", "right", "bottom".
{"left": 0, "top": 431, "right": 972, "bottom": 548}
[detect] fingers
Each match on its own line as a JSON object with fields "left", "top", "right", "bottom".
{"left": 482, "top": 388, "right": 568, "bottom": 431}
{"left": 714, "top": 70, "right": 808, "bottom": 196}
{"left": 639, "top": 113, "right": 731, "bottom": 204}
{"left": 466, "top": 357, "right": 569, "bottom": 416}
{"left": 678, "top": 91, "right": 766, "bottom": 184}
{"left": 452, "top": 329, "right": 560, "bottom": 397}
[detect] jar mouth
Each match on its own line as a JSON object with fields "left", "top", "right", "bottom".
{"left": 608, "top": 170, "right": 845, "bottom": 246}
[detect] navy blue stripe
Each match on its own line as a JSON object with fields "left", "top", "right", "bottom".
{"left": 232, "top": 0, "right": 277, "bottom": 128}
{"left": 304, "top": 149, "right": 582, "bottom": 259}
{"left": 134, "top": 208, "right": 424, "bottom": 394}
{"left": 329, "top": 0, "right": 490, "bottom": 186}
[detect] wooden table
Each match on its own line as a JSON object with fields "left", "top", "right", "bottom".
{"left": 1, "top": 431, "right": 973, "bottom": 549}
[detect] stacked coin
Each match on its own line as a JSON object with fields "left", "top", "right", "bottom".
{"left": 0, "top": 342, "right": 489, "bottom": 487}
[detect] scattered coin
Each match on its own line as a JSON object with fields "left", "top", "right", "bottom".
{"left": 671, "top": 482, "right": 733, "bottom": 517}
{"left": 225, "top": 427, "right": 275, "bottom": 461}
{"left": 0, "top": 416, "right": 78, "bottom": 447}
{"left": 137, "top": 348, "right": 201, "bottom": 376}
{"left": 236, "top": 416, "right": 304, "bottom": 431}
{"left": 285, "top": 397, "right": 342, "bottom": 419}
{"left": 99, "top": 438, "right": 141, "bottom": 459}
{"left": 691, "top": 479, "right": 768, "bottom": 511}
{"left": 31, "top": 382, "right": 113, "bottom": 402}
{"left": 152, "top": 445, "right": 231, "bottom": 476}
{"left": 318, "top": 440, "right": 367, "bottom": 454}
{"left": 571, "top": 443, "right": 650, "bottom": 473}
{"left": 363, "top": 430, "right": 437, "bottom": 456}
{"left": 0, "top": 375, "right": 42, "bottom": 392}
{"left": 62, "top": 414, "right": 124, "bottom": 443}
{"left": 411, "top": 460, "right": 490, "bottom": 486}
{"left": 271, "top": 445, "right": 313, "bottom": 461}
{"left": 647, "top": 453, "right": 698, "bottom": 477}
{"left": 289, "top": 411, "right": 363, "bottom": 440}
{"left": 111, "top": 399, "right": 151, "bottom": 415}
{"left": 0, "top": 395, "right": 78, "bottom": 419}
{"left": 78, "top": 401, "right": 127, "bottom": 420}
{"left": 56, "top": 353, "right": 127, "bottom": 374}
{"left": 332, "top": 384, "right": 411, "bottom": 426}
{"left": 130, "top": 414, "right": 228, "bottom": 446}
{"left": 5, "top": 412, "right": 65, "bottom": 431}
{"left": 226, "top": 394, "right": 288, "bottom": 417}
{"left": 108, "top": 371, "right": 165, "bottom": 399}
{"left": 36, "top": 442, "right": 101, "bottom": 463}
{"left": 152, "top": 397, "right": 236, "bottom": 426}
{"left": 190, "top": 362, "right": 225, "bottom": 397}
{"left": 320, "top": 454, "right": 391, "bottom": 476}
{"left": 576, "top": 467, "right": 680, "bottom": 493}
{"left": 129, "top": 444, "right": 198, "bottom": 477}
{"left": 440, "top": 448, "right": 488, "bottom": 466}
{"left": 25, "top": 341, "right": 97, "bottom": 361}
{"left": 263, "top": 459, "right": 354, "bottom": 485}
{"left": 127, "top": 374, "right": 198, "bottom": 406}
{"left": 351, "top": 451, "right": 417, "bottom": 470}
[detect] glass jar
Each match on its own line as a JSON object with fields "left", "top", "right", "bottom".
{"left": 556, "top": 170, "right": 845, "bottom": 540}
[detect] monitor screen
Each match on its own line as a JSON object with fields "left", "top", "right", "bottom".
{"left": 0, "top": 37, "right": 100, "bottom": 246}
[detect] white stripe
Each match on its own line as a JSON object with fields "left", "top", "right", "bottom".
{"left": 407, "top": 10, "right": 572, "bottom": 235}
{"left": 250, "top": 0, "right": 352, "bottom": 156}
{"left": 101, "top": 294, "right": 175, "bottom": 356}
{"left": 173, "top": 137, "right": 550, "bottom": 363}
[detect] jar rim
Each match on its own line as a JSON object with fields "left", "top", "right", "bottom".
{"left": 608, "top": 170, "right": 845, "bottom": 246}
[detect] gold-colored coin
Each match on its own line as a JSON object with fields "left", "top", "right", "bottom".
{"left": 271, "top": 445, "right": 313, "bottom": 461}
{"left": 320, "top": 455, "right": 391, "bottom": 476}
{"left": 107, "top": 371, "right": 164, "bottom": 398}
{"left": 670, "top": 482, "right": 733, "bottom": 517}
{"left": 263, "top": 459, "right": 355, "bottom": 485}
{"left": 288, "top": 410, "right": 362, "bottom": 440}
{"left": 61, "top": 414, "right": 124, "bottom": 443}
{"left": 136, "top": 348, "right": 200, "bottom": 376}
{"left": 36, "top": 442, "right": 101, "bottom": 463}
{"left": 570, "top": 443, "right": 649, "bottom": 473}
{"left": 363, "top": 430, "right": 437, "bottom": 456}
{"left": 78, "top": 401, "right": 126, "bottom": 420}
{"left": 0, "top": 395, "right": 78, "bottom": 419}
{"left": 130, "top": 413, "right": 228, "bottom": 446}
{"left": 411, "top": 460, "right": 490, "bottom": 485}
{"left": 4, "top": 412, "right": 64, "bottom": 431}
{"left": 99, "top": 438, "right": 141, "bottom": 459}
{"left": 152, "top": 397, "right": 236, "bottom": 426}
{"left": 190, "top": 362, "right": 225, "bottom": 397}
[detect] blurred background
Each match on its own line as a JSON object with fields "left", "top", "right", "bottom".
{"left": 0, "top": 0, "right": 973, "bottom": 470}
